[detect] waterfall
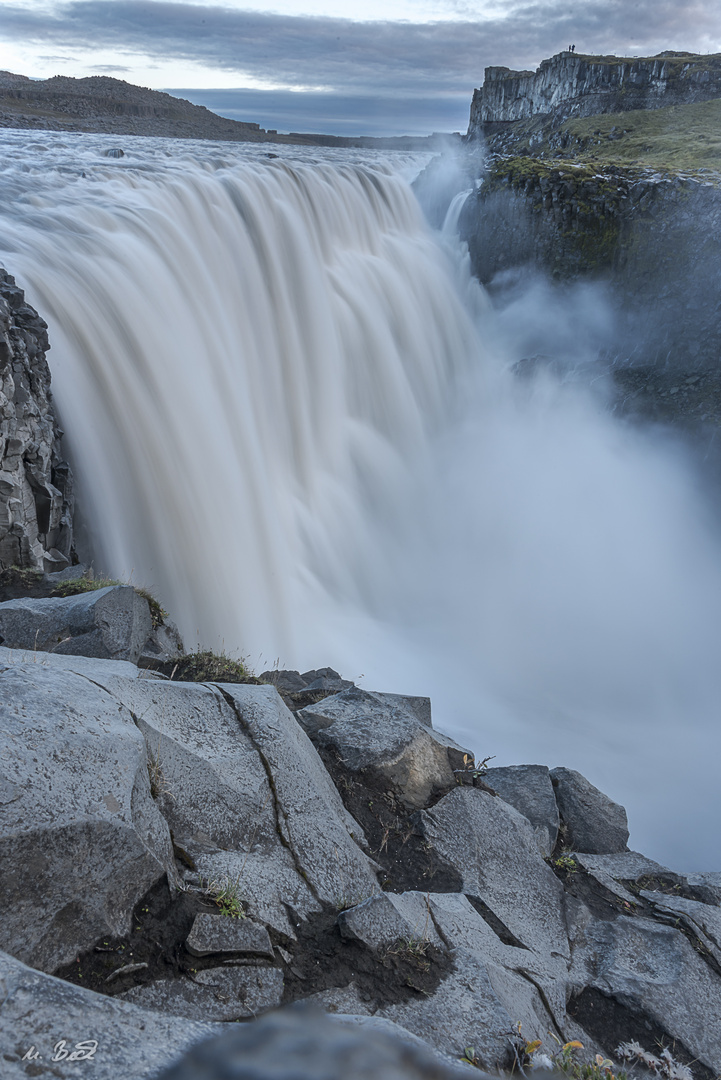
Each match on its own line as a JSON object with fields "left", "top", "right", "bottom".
{"left": 1, "top": 133, "right": 720, "bottom": 869}
{"left": 1, "top": 144, "right": 480, "bottom": 658}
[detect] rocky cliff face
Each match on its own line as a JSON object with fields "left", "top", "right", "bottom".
{"left": 458, "top": 159, "right": 721, "bottom": 374}
{"left": 468, "top": 51, "right": 721, "bottom": 135}
{"left": 0, "top": 270, "right": 74, "bottom": 571}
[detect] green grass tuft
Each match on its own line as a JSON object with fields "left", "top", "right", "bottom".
{"left": 170, "top": 648, "right": 257, "bottom": 684}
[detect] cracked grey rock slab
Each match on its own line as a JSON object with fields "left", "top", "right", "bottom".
{"left": 686, "top": 872, "right": 721, "bottom": 905}
{"left": 0, "top": 948, "right": 219, "bottom": 1080}
{"left": 568, "top": 911, "right": 721, "bottom": 1072}
{"left": 121, "top": 966, "right": 284, "bottom": 1021}
{"left": 417, "top": 787, "right": 570, "bottom": 960}
{"left": 385, "top": 892, "right": 445, "bottom": 947}
{"left": 186, "top": 914, "right": 274, "bottom": 958}
{"left": 0, "top": 659, "right": 175, "bottom": 971}
{"left": 551, "top": 767, "right": 629, "bottom": 854}
{"left": 0, "top": 642, "right": 141, "bottom": 679}
{"left": 484, "top": 765, "right": 559, "bottom": 857}
{"left": 640, "top": 890, "right": 721, "bottom": 964}
{"left": 184, "top": 849, "right": 319, "bottom": 939}
{"left": 97, "top": 677, "right": 306, "bottom": 932}
{"left": 0, "top": 585, "right": 152, "bottom": 663}
{"left": 220, "top": 684, "right": 381, "bottom": 906}
{"left": 425, "top": 893, "right": 567, "bottom": 1029}
{"left": 572, "top": 851, "right": 671, "bottom": 904}
{"left": 158, "top": 1006, "right": 478, "bottom": 1080}
{"left": 297, "top": 686, "right": 471, "bottom": 808}
{"left": 377, "top": 948, "right": 515, "bottom": 1069}
{"left": 90, "top": 678, "right": 380, "bottom": 931}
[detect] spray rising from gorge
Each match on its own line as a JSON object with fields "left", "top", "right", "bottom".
{"left": 0, "top": 132, "right": 719, "bottom": 869}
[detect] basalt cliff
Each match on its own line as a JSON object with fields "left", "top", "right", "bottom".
{"left": 469, "top": 50, "right": 721, "bottom": 133}
{"left": 449, "top": 51, "right": 721, "bottom": 442}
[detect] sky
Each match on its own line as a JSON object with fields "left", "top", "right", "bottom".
{"left": 2, "top": 1, "right": 721, "bottom": 135}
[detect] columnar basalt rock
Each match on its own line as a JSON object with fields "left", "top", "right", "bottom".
{"left": 468, "top": 51, "right": 721, "bottom": 135}
{"left": 0, "top": 269, "right": 74, "bottom": 571}
{"left": 1, "top": 629, "right": 720, "bottom": 1075}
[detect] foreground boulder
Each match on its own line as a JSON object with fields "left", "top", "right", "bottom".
{"left": 0, "top": 584, "right": 152, "bottom": 662}
{"left": 0, "top": 655, "right": 175, "bottom": 971}
{"left": 298, "top": 686, "right": 471, "bottom": 808}
{"left": 159, "top": 1007, "right": 475, "bottom": 1079}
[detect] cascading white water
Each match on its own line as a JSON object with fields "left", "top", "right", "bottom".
{"left": 1, "top": 131, "right": 720, "bottom": 869}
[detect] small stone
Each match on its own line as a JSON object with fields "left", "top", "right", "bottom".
{"left": 185, "top": 915, "right": 274, "bottom": 959}
{"left": 105, "top": 961, "right": 149, "bottom": 982}
{"left": 338, "top": 894, "right": 417, "bottom": 949}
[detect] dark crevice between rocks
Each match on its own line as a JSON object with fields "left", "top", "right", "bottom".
{"left": 622, "top": 877, "right": 721, "bottom": 980}
{"left": 514, "top": 969, "right": 567, "bottom": 1041}
{"left": 465, "top": 895, "right": 529, "bottom": 949}
{"left": 568, "top": 987, "right": 717, "bottom": 1080}
{"left": 53, "top": 876, "right": 276, "bottom": 997}
{"left": 315, "top": 746, "right": 463, "bottom": 893}
{"left": 553, "top": 865, "right": 721, "bottom": 977}
{"left": 279, "top": 902, "right": 453, "bottom": 1008}
{"left": 214, "top": 685, "right": 321, "bottom": 903}
{"left": 551, "top": 864, "right": 626, "bottom": 922}
{"left": 624, "top": 873, "right": 719, "bottom": 908}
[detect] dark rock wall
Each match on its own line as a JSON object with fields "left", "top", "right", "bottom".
{"left": 458, "top": 159, "right": 721, "bottom": 369}
{"left": 468, "top": 51, "right": 721, "bottom": 134}
{"left": 0, "top": 270, "right": 74, "bottom": 571}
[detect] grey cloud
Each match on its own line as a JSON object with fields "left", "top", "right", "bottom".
{"left": 2, "top": 0, "right": 720, "bottom": 98}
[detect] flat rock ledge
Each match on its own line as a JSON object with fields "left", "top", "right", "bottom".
{"left": 1, "top": 645, "right": 719, "bottom": 1078}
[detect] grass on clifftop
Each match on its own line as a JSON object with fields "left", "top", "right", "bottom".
{"left": 561, "top": 97, "right": 721, "bottom": 172}
{"left": 494, "top": 97, "right": 721, "bottom": 176}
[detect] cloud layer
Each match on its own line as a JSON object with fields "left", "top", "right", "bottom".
{"left": 4, "top": 0, "right": 721, "bottom": 94}
{"left": 2, "top": 0, "right": 720, "bottom": 133}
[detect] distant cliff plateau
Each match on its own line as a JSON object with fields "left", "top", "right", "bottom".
{"left": 0, "top": 71, "right": 455, "bottom": 150}
{"left": 468, "top": 50, "right": 721, "bottom": 135}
